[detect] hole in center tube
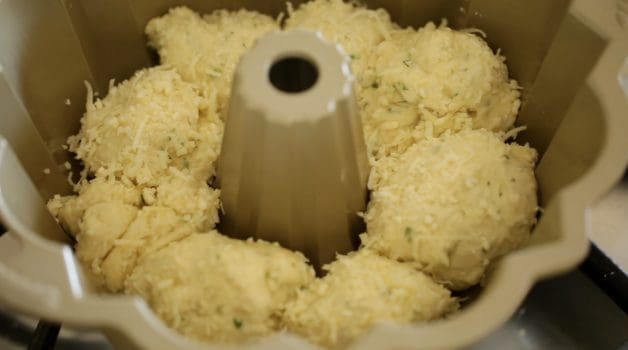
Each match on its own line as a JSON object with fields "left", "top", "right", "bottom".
{"left": 269, "top": 56, "right": 318, "bottom": 93}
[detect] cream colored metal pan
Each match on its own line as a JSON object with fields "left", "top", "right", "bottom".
{"left": 0, "top": 0, "right": 626, "bottom": 349}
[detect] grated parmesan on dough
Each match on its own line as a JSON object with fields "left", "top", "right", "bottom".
{"left": 359, "top": 22, "right": 520, "bottom": 160}
{"left": 125, "top": 232, "right": 315, "bottom": 343}
{"left": 283, "top": 249, "right": 458, "bottom": 348}
{"left": 362, "top": 129, "right": 538, "bottom": 290}
{"left": 146, "top": 6, "right": 279, "bottom": 118}
{"left": 68, "top": 66, "right": 222, "bottom": 187}
{"left": 285, "top": 0, "right": 396, "bottom": 77}
{"left": 151, "top": 168, "right": 221, "bottom": 232}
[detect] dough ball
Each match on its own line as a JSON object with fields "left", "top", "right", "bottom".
{"left": 75, "top": 201, "right": 139, "bottom": 286}
{"left": 45, "top": 4, "right": 539, "bottom": 346}
{"left": 146, "top": 6, "right": 279, "bottom": 116}
{"left": 100, "top": 206, "right": 196, "bottom": 292}
{"left": 363, "top": 129, "right": 537, "bottom": 290}
{"left": 125, "top": 232, "right": 315, "bottom": 343}
{"left": 360, "top": 23, "right": 520, "bottom": 159}
{"left": 285, "top": 0, "right": 396, "bottom": 76}
{"left": 282, "top": 250, "right": 458, "bottom": 348}
{"left": 47, "top": 177, "right": 141, "bottom": 235}
{"left": 143, "top": 168, "right": 221, "bottom": 231}
{"left": 68, "top": 66, "right": 222, "bottom": 186}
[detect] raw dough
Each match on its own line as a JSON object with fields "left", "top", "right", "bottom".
{"left": 363, "top": 129, "right": 538, "bottom": 290}
{"left": 125, "top": 232, "right": 315, "bottom": 343}
{"left": 283, "top": 249, "right": 458, "bottom": 348}
{"left": 359, "top": 23, "right": 520, "bottom": 160}
{"left": 48, "top": 172, "right": 220, "bottom": 292}
{"left": 68, "top": 66, "right": 222, "bottom": 186}
{"left": 146, "top": 6, "right": 279, "bottom": 117}
{"left": 285, "top": 0, "right": 396, "bottom": 76}
{"left": 47, "top": 177, "right": 141, "bottom": 235}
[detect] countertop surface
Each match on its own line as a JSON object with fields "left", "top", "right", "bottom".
{"left": 590, "top": 173, "right": 628, "bottom": 273}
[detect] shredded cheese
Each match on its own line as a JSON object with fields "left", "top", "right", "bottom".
{"left": 363, "top": 129, "right": 538, "bottom": 290}
{"left": 126, "top": 232, "right": 314, "bottom": 343}
{"left": 68, "top": 66, "right": 222, "bottom": 187}
{"left": 45, "top": 2, "right": 539, "bottom": 347}
{"left": 283, "top": 250, "right": 458, "bottom": 348}
{"left": 145, "top": 6, "right": 279, "bottom": 118}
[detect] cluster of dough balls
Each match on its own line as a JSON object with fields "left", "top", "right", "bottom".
{"left": 47, "top": 0, "right": 538, "bottom": 348}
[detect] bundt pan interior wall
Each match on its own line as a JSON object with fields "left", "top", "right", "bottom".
{"left": 0, "top": 0, "right": 626, "bottom": 349}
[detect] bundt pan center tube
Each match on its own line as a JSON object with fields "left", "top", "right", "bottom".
{"left": 217, "top": 30, "right": 369, "bottom": 270}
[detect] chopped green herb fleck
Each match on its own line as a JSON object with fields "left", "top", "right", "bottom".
{"left": 233, "top": 318, "right": 243, "bottom": 329}
{"left": 404, "top": 227, "right": 413, "bottom": 241}
{"left": 350, "top": 54, "right": 360, "bottom": 60}
{"left": 403, "top": 59, "right": 412, "bottom": 67}
{"left": 503, "top": 154, "right": 510, "bottom": 160}
{"left": 393, "top": 82, "right": 408, "bottom": 92}
{"left": 207, "top": 68, "right": 222, "bottom": 77}
{"left": 371, "top": 81, "right": 379, "bottom": 89}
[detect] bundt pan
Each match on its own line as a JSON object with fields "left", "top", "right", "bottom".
{"left": 0, "top": 0, "right": 626, "bottom": 349}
